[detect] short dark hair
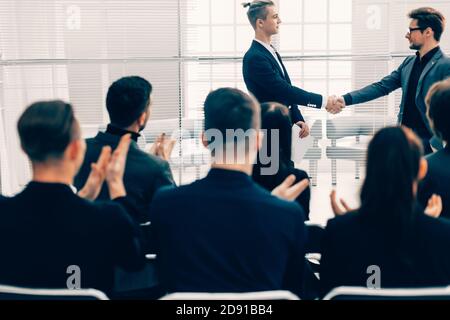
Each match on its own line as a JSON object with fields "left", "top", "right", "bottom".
{"left": 259, "top": 102, "right": 292, "bottom": 163}
{"left": 409, "top": 7, "right": 446, "bottom": 41}
{"left": 204, "top": 87, "right": 260, "bottom": 142}
{"left": 426, "top": 78, "right": 450, "bottom": 142}
{"left": 106, "top": 76, "right": 152, "bottom": 128}
{"left": 242, "top": 0, "right": 275, "bottom": 29}
{"left": 18, "top": 100, "right": 79, "bottom": 162}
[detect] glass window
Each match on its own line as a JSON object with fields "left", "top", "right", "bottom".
{"left": 279, "top": 0, "right": 303, "bottom": 23}
{"left": 304, "top": 0, "right": 327, "bottom": 23}
{"left": 329, "top": 24, "right": 352, "bottom": 51}
{"left": 330, "top": 0, "right": 352, "bottom": 23}
{"left": 304, "top": 24, "right": 327, "bottom": 51}
{"left": 279, "top": 25, "right": 302, "bottom": 52}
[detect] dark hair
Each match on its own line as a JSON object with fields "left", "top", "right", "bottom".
{"left": 409, "top": 7, "right": 446, "bottom": 41}
{"left": 106, "top": 76, "right": 152, "bottom": 128}
{"left": 242, "top": 0, "right": 275, "bottom": 29}
{"left": 204, "top": 88, "right": 260, "bottom": 139}
{"left": 426, "top": 78, "right": 450, "bottom": 143}
{"left": 257, "top": 102, "right": 292, "bottom": 166}
{"left": 18, "top": 100, "right": 79, "bottom": 162}
{"left": 359, "top": 127, "right": 423, "bottom": 265}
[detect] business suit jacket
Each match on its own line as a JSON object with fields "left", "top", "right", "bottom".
{"left": 243, "top": 40, "right": 323, "bottom": 124}
{"left": 0, "top": 182, "right": 144, "bottom": 295}
{"left": 320, "top": 210, "right": 450, "bottom": 297}
{"left": 75, "top": 131, "right": 175, "bottom": 223}
{"left": 150, "top": 169, "right": 308, "bottom": 298}
{"left": 344, "top": 48, "right": 450, "bottom": 148}
{"left": 418, "top": 145, "right": 450, "bottom": 219}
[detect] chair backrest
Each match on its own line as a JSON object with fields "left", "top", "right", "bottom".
{"left": 0, "top": 285, "right": 109, "bottom": 300}
{"left": 323, "top": 286, "right": 450, "bottom": 300}
{"left": 160, "top": 290, "right": 300, "bottom": 300}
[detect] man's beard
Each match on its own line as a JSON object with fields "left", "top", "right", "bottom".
{"left": 410, "top": 43, "right": 422, "bottom": 50}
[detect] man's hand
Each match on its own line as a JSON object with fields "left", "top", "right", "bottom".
{"left": 330, "top": 190, "right": 353, "bottom": 216}
{"left": 326, "top": 95, "right": 345, "bottom": 114}
{"left": 272, "top": 174, "right": 309, "bottom": 202}
{"left": 77, "top": 146, "right": 112, "bottom": 200}
{"left": 425, "top": 194, "right": 443, "bottom": 218}
{"left": 106, "top": 134, "right": 132, "bottom": 199}
{"left": 149, "top": 133, "right": 176, "bottom": 161}
{"left": 295, "top": 121, "right": 310, "bottom": 139}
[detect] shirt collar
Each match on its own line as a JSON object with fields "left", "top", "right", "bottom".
{"left": 106, "top": 124, "right": 141, "bottom": 142}
{"left": 254, "top": 38, "right": 276, "bottom": 55}
{"left": 416, "top": 46, "right": 440, "bottom": 63}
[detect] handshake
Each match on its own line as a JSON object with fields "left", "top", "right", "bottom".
{"left": 325, "top": 95, "right": 346, "bottom": 114}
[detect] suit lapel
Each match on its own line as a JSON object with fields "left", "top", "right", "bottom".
{"left": 416, "top": 50, "right": 442, "bottom": 98}
{"left": 402, "top": 57, "right": 415, "bottom": 93}
{"left": 275, "top": 51, "right": 292, "bottom": 84}
{"left": 252, "top": 40, "right": 287, "bottom": 80}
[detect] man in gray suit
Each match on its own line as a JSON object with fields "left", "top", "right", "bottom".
{"left": 338, "top": 7, "right": 450, "bottom": 153}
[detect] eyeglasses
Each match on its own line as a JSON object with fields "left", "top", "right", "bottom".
{"left": 407, "top": 27, "right": 424, "bottom": 34}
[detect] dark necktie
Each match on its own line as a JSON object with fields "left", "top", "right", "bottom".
{"left": 272, "top": 46, "right": 288, "bottom": 81}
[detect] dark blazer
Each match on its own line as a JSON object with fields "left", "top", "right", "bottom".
{"left": 74, "top": 131, "right": 175, "bottom": 223}
{"left": 0, "top": 182, "right": 144, "bottom": 295}
{"left": 320, "top": 210, "right": 450, "bottom": 297}
{"left": 252, "top": 163, "right": 311, "bottom": 219}
{"left": 150, "top": 169, "right": 308, "bottom": 298}
{"left": 418, "top": 145, "right": 450, "bottom": 219}
{"left": 243, "top": 40, "right": 323, "bottom": 124}
{"left": 343, "top": 48, "right": 450, "bottom": 149}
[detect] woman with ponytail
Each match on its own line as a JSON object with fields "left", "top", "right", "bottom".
{"left": 320, "top": 126, "right": 449, "bottom": 297}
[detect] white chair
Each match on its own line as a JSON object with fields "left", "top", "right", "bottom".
{"left": 160, "top": 290, "right": 300, "bottom": 300}
{"left": 326, "top": 115, "right": 396, "bottom": 185}
{"left": 0, "top": 284, "right": 109, "bottom": 300}
{"left": 323, "top": 286, "right": 450, "bottom": 300}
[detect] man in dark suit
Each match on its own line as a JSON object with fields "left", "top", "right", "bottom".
{"left": 337, "top": 7, "right": 450, "bottom": 153}
{"left": 419, "top": 79, "right": 450, "bottom": 218}
{"left": 242, "top": 1, "right": 342, "bottom": 139}
{"left": 75, "top": 76, "right": 175, "bottom": 223}
{"left": 150, "top": 87, "right": 313, "bottom": 298}
{"left": 0, "top": 101, "right": 144, "bottom": 296}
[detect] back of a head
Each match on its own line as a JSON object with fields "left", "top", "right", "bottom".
{"left": 360, "top": 127, "right": 423, "bottom": 227}
{"left": 18, "top": 100, "right": 79, "bottom": 162}
{"left": 408, "top": 7, "right": 446, "bottom": 41}
{"left": 204, "top": 87, "right": 260, "bottom": 139}
{"left": 106, "top": 76, "right": 152, "bottom": 128}
{"left": 242, "top": 0, "right": 275, "bottom": 29}
{"left": 426, "top": 78, "right": 450, "bottom": 144}
{"left": 259, "top": 102, "right": 292, "bottom": 164}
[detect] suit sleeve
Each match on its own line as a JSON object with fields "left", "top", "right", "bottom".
{"left": 282, "top": 205, "right": 308, "bottom": 298}
{"left": 344, "top": 58, "right": 407, "bottom": 106}
{"left": 108, "top": 203, "right": 146, "bottom": 272}
{"left": 248, "top": 57, "right": 323, "bottom": 111}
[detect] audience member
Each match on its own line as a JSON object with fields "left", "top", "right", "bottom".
{"left": 252, "top": 102, "right": 310, "bottom": 218}
{"left": 150, "top": 88, "right": 311, "bottom": 298}
{"left": 418, "top": 79, "right": 450, "bottom": 218}
{"left": 0, "top": 100, "right": 144, "bottom": 295}
{"left": 75, "top": 76, "right": 175, "bottom": 223}
{"left": 320, "top": 126, "right": 449, "bottom": 297}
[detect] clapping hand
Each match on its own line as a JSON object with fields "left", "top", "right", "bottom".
{"left": 330, "top": 190, "right": 353, "bottom": 216}
{"left": 272, "top": 175, "right": 309, "bottom": 202}
{"left": 149, "top": 133, "right": 176, "bottom": 161}
{"left": 78, "top": 146, "right": 112, "bottom": 201}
